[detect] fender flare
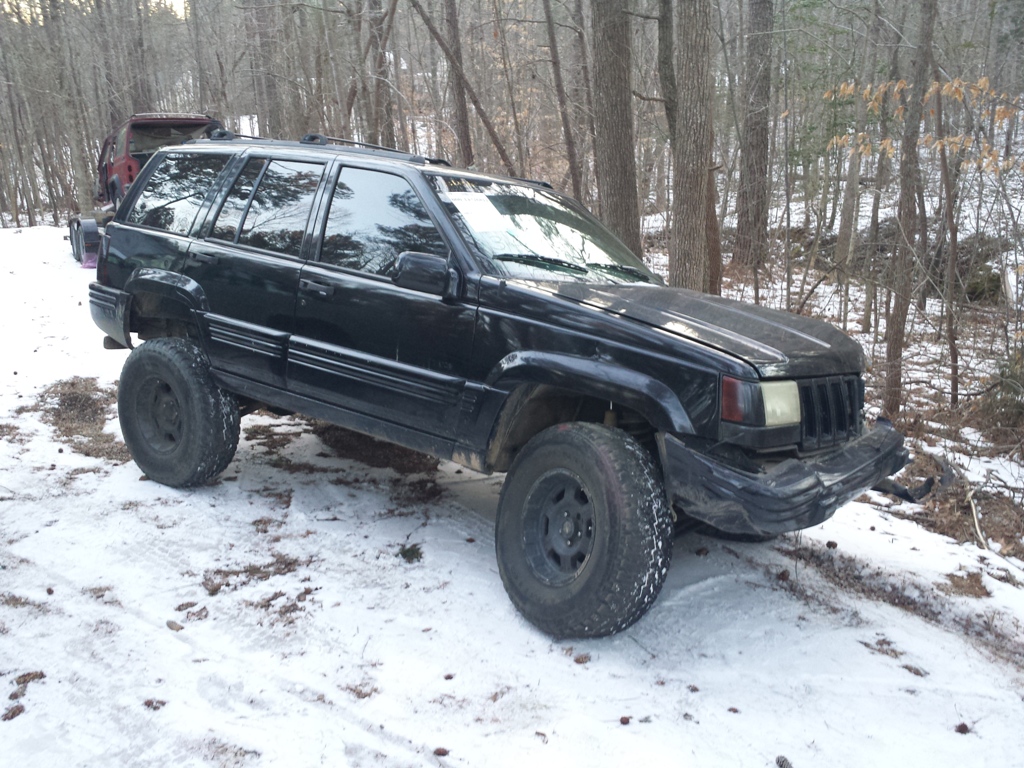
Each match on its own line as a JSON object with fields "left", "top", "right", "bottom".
{"left": 485, "top": 350, "right": 694, "bottom": 435}
{"left": 124, "top": 268, "right": 209, "bottom": 323}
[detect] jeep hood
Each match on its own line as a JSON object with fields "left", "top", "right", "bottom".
{"left": 552, "top": 283, "right": 865, "bottom": 378}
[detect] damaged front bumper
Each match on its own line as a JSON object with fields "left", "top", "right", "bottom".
{"left": 660, "top": 420, "right": 909, "bottom": 536}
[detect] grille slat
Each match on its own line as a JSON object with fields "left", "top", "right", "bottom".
{"left": 798, "top": 375, "right": 863, "bottom": 452}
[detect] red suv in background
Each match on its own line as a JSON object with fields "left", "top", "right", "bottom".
{"left": 96, "top": 113, "right": 222, "bottom": 207}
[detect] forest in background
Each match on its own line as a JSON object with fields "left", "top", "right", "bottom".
{"left": 2, "top": 0, "right": 1024, "bottom": 431}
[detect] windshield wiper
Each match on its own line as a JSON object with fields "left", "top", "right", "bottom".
{"left": 493, "top": 253, "right": 588, "bottom": 273}
{"left": 585, "top": 262, "right": 652, "bottom": 282}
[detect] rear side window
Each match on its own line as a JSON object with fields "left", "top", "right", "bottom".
{"left": 209, "top": 159, "right": 324, "bottom": 257}
{"left": 320, "top": 167, "right": 446, "bottom": 276}
{"left": 127, "top": 153, "right": 229, "bottom": 235}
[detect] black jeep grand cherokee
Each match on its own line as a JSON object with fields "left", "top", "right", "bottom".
{"left": 89, "top": 133, "right": 907, "bottom": 638}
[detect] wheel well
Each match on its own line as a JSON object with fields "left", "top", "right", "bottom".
{"left": 486, "top": 384, "right": 658, "bottom": 472}
{"left": 129, "top": 291, "right": 195, "bottom": 341}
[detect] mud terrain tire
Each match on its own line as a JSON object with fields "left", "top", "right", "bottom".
{"left": 495, "top": 422, "right": 673, "bottom": 638}
{"left": 118, "top": 338, "right": 239, "bottom": 487}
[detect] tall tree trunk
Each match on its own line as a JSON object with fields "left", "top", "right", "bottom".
{"left": 934, "top": 87, "right": 961, "bottom": 408}
{"left": 571, "top": 0, "right": 598, "bottom": 208}
{"left": 542, "top": 0, "right": 582, "bottom": 200}
{"left": 591, "top": 0, "right": 642, "bottom": 257}
{"left": 443, "top": 0, "right": 473, "bottom": 167}
{"left": 733, "top": 0, "right": 773, "bottom": 283}
{"left": 883, "top": 0, "right": 938, "bottom": 420}
{"left": 492, "top": 0, "right": 527, "bottom": 172}
{"left": 669, "top": 0, "right": 714, "bottom": 291}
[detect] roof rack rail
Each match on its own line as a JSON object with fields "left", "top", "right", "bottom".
{"left": 209, "top": 129, "right": 262, "bottom": 141}
{"left": 301, "top": 133, "right": 451, "bottom": 166}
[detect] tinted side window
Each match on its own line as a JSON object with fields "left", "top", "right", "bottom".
{"left": 237, "top": 160, "right": 324, "bottom": 256}
{"left": 320, "top": 168, "right": 446, "bottom": 276}
{"left": 127, "top": 153, "right": 229, "bottom": 235}
{"left": 210, "top": 158, "right": 265, "bottom": 242}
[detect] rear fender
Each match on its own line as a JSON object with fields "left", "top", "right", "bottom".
{"left": 124, "top": 268, "right": 210, "bottom": 317}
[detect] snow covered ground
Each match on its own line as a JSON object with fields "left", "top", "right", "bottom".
{"left": 2, "top": 226, "right": 1023, "bottom": 768}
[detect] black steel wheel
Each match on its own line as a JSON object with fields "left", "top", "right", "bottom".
{"left": 495, "top": 422, "right": 673, "bottom": 638}
{"left": 118, "top": 338, "right": 240, "bottom": 487}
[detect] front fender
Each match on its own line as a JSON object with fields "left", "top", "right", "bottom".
{"left": 486, "top": 350, "right": 694, "bottom": 435}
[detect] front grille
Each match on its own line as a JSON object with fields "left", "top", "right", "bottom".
{"left": 798, "top": 375, "right": 863, "bottom": 452}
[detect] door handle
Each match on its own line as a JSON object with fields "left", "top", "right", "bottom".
{"left": 188, "top": 251, "right": 218, "bottom": 264}
{"left": 299, "top": 278, "right": 335, "bottom": 297}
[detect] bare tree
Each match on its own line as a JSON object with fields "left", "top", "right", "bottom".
{"left": 884, "top": 0, "right": 938, "bottom": 420}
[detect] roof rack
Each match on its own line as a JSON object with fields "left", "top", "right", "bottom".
{"left": 301, "top": 133, "right": 451, "bottom": 166}
{"left": 205, "top": 129, "right": 453, "bottom": 167}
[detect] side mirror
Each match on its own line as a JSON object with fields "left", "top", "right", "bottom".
{"left": 392, "top": 251, "right": 461, "bottom": 300}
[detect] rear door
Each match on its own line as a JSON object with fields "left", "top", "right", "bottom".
{"left": 185, "top": 155, "right": 327, "bottom": 387}
{"left": 289, "top": 164, "right": 476, "bottom": 438}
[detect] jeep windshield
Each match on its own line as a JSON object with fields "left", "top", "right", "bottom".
{"left": 428, "top": 174, "right": 661, "bottom": 284}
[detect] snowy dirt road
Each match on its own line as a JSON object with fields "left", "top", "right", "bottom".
{"left": 2, "top": 227, "right": 1023, "bottom": 767}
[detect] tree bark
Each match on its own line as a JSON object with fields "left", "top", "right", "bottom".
{"left": 591, "top": 0, "right": 642, "bottom": 257}
{"left": 669, "top": 0, "right": 714, "bottom": 291}
{"left": 733, "top": 0, "right": 773, "bottom": 279}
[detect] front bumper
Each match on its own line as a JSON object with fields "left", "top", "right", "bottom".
{"left": 660, "top": 420, "right": 908, "bottom": 536}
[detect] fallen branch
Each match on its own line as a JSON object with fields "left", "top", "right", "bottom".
{"left": 966, "top": 484, "right": 989, "bottom": 551}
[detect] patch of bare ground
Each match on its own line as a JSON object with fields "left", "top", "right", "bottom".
{"left": 247, "top": 586, "right": 316, "bottom": 625}
{"left": 777, "top": 541, "right": 1024, "bottom": 671}
{"left": 243, "top": 421, "right": 303, "bottom": 452}
{"left": 310, "top": 421, "right": 439, "bottom": 474}
{"left": 201, "top": 553, "right": 313, "bottom": 596}
{"left": 21, "top": 377, "right": 131, "bottom": 463}
{"left": 890, "top": 478, "right": 1024, "bottom": 560}
{"left": 938, "top": 571, "right": 991, "bottom": 598}
{"left": 0, "top": 422, "right": 25, "bottom": 444}
{"left": 0, "top": 593, "right": 49, "bottom": 612}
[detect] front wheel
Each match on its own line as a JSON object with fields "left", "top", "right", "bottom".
{"left": 495, "top": 423, "right": 673, "bottom": 638}
{"left": 118, "top": 338, "right": 240, "bottom": 487}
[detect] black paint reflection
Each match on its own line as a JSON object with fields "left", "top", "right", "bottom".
{"left": 320, "top": 168, "right": 446, "bottom": 275}
{"left": 128, "top": 154, "right": 229, "bottom": 234}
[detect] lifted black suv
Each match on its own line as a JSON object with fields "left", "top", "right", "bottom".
{"left": 89, "top": 134, "right": 907, "bottom": 638}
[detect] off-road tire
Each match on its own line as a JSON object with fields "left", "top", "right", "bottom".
{"left": 118, "top": 338, "right": 240, "bottom": 487}
{"left": 70, "top": 221, "right": 84, "bottom": 263}
{"left": 495, "top": 422, "right": 673, "bottom": 638}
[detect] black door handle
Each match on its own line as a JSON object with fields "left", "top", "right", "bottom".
{"left": 188, "top": 251, "right": 218, "bottom": 264}
{"left": 299, "top": 278, "right": 335, "bottom": 296}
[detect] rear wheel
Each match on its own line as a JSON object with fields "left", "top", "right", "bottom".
{"left": 69, "top": 220, "right": 84, "bottom": 263}
{"left": 118, "top": 338, "right": 240, "bottom": 487}
{"left": 495, "top": 423, "right": 673, "bottom": 638}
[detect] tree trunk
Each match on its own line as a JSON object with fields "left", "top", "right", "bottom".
{"left": 443, "top": 0, "right": 473, "bottom": 167}
{"left": 591, "top": 0, "right": 642, "bottom": 257}
{"left": 669, "top": 0, "right": 714, "bottom": 291}
{"left": 883, "top": 0, "right": 938, "bottom": 420}
{"left": 733, "top": 0, "right": 773, "bottom": 275}
{"left": 934, "top": 87, "right": 961, "bottom": 408}
{"left": 542, "top": 0, "right": 582, "bottom": 200}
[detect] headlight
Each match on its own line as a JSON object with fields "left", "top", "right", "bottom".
{"left": 760, "top": 380, "right": 801, "bottom": 426}
{"left": 721, "top": 377, "right": 801, "bottom": 427}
